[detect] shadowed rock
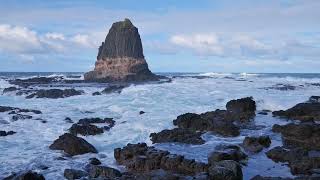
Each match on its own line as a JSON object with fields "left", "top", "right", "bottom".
{"left": 84, "top": 19, "right": 158, "bottom": 82}
{"left": 69, "top": 123, "right": 104, "bottom": 136}
{"left": 150, "top": 128, "right": 205, "bottom": 145}
{"left": 64, "top": 169, "right": 88, "bottom": 180}
{"left": 208, "top": 145, "right": 247, "bottom": 164}
{"left": 242, "top": 136, "right": 271, "bottom": 153}
{"left": 272, "top": 97, "right": 320, "bottom": 122}
{"left": 49, "top": 133, "right": 97, "bottom": 156}
{"left": 0, "top": 130, "right": 16, "bottom": 137}
{"left": 272, "top": 123, "right": 320, "bottom": 150}
{"left": 3, "top": 170, "right": 45, "bottom": 180}
{"left": 26, "top": 89, "right": 84, "bottom": 99}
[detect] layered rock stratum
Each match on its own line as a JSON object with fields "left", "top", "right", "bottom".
{"left": 84, "top": 18, "right": 158, "bottom": 82}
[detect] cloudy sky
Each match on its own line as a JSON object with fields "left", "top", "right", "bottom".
{"left": 0, "top": 0, "right": 319, "bottom": 73}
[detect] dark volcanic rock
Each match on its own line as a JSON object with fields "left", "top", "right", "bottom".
{"left": 150, "top": 128, "right": 205, "bottom": 145}
{"left": 265, "top": 84, "right": 298, "bottom": 91}
{"left": 172, "top": 97, "right": 256, "bottom": 137}
{"left": 242, "top": 136, "right": 271, "bottom": 153}
{"left": 114, "top": 143, "right": 208, "bottom": 175}
{"left": 64, "top": 169, "right": 88, "bottom": 180}
{"left": 26, "top": 89, "right": 83, "bottom": 99}
{"left": 3, "top": 170, "right": 45, "bottom": 180}
{"left": 101, "top": 85, "right": 126, "bottom": 94}
{"left": 78, "top": 117, "right": 115, "bottom": 127}
{"left": 266, "top": 146, "right": 320, "bottom": 175}
{"left": 87, "top": 165, "right": 122, "bottom": 179}
{"left": 2, "top": 86, "right": 19, "bottom": 93}
{"left": 69, "top": 123, "right": 104, "bottom": 136}
{"left": 11, "top": 114, "right": 32, "bottom": 121}
{"left": 139, "top": 111, "right": 145, "bottom": 115}
{"left": 98, "top": 18, "right": 144, "bottom": 59}
{"left": 208, "top": 145, "right": 247, "bottom": 164}
{"left": 0, "top": 106, "right": 41, "bottom": 114}
{"left": 208, "top": 160, "right": 243, "bottom": 180}
{"left": 49, "top": 133, "right": 97, "bottom": 156}
{"left": 89, "top": 157, "right": 101, "bottom": 165}
{"left": 271, "top": 123, "right": 320, "bottom": 150}
{"left": 84, "top": 19, "right": 158, "bottom": 82}
{"left": 92, "top": 91, "right": 101, "bottom": 96}
{"left": 9, "top": 76, "right": 62, "bottom": 87}
{"left": 173, "top": 111, "right": 240, "bottom": 137}
{"left": 272, "top": 98, "right": 320, "bottom": 122}
{"left": 0, "top": 130, "right": 16, "bottom": 136}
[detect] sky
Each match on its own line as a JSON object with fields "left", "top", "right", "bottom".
{"left": 0, "top": 0, "right": 319, "bottom": 73}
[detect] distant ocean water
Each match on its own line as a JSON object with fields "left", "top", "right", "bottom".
{"left": 0, "top": 72, "right": 319, "bottom": 179}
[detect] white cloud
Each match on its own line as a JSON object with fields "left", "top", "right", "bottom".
{"left": 71, "top": 34, "right": 94, "bottom": 48}
{"left": 170, "top": 33, "right": 224, "bottom": 56}
{"left": 0, "top": 24, "right": 43, "bottom": 54}
{"left": 45, "top": 32, "right": 65, "bottom": 40}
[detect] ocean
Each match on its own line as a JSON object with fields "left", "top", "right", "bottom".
{"left": 0, "top": 72, "right": 319, "bottom": 179}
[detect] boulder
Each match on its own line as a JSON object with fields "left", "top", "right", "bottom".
{"left": 0, "top": 130, "right": 16, "bottom": 136}
{"left": 3, "top": 170, "right": 45, "bottom": 180}
{"left": 64, "top": 169, "right": 88, "bottom": 180}
{"left": 2, "top": 86, "right": 19, "bottom": 93}
{"left": 49, "top": 133, "right": 97, "bottom": 156}
{"left": 271, "top": 123, "right": 320, "bottom": 150}
{"left": 266, "top": 146, "right": 320, "bottom": 175}
{"left": 226, "top": 97, "right": 256, "bottom": 121}
{"left": 150, "top": 128, "right": 205, "bottom": 145}
{"left": 87, "top": 165, "right": 122, "bottom": 179}
{"left": 11, "top": 114, "right": 32, "bottom": 121}
{"left": 208, "top": 160, "right": 243, "bottom": 180}
{"left": 89, "top": 157, "right": 101, "bottom": 165}
{"left": 101, "top": 85, "right": 126, "bottom": 94}
{"left": 69, "top": 123, "right": 104, "bottom": 136}
{"left": 272, "top": 98, "right": 320, "bottom": 122}
{"left": 208, "top": 145, "right": 247, "bottom": 164}
{"left": 242, "top": 136, "right": 271, "bottom": 153}
{"left": 114, "top": 143, "right": 208, "bottom": 175}
{"left": 84, "top": 18, "right": 158, "bottom": 82}
{"left": 26, "top": 89, "right": 83, "bottom": 99}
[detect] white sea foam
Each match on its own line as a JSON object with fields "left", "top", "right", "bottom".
{"left": 0, "top": 73, "right": 319, "bottom": 179}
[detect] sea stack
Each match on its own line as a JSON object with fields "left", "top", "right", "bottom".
{"left": 84, "top": 18, "right": 158, "bottom": 82}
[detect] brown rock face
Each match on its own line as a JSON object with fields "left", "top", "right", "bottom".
{"left": 84, "top": 19, "right": 157, "bottom": 82}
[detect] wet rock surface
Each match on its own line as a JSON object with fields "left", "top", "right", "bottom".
{"left": 0, "top": 130, "right": 16, "bottom": 136}
{"left": 3, "top": 170, "right": 45, "bottom": 180}
{"left": 49, "top": 133, "right": 97, "bottom": 156}
{"left": 150, "top": 128, "right": 205, "bottom": 145}
{"left": 242, "top": 136, "right": 271, "bottom": 153}
{"left": 208, "top": 145, "right": 247, "bottom": 164}
{"left": 272, "top": 123, "right": 320, "bottom": 150}
{"left": 272, "top": 97, "right": 320, "bottom": 122}
{"left": 64, "top": 169, "right": 88, "bottom": 180}
{"left": 0, "top": 106, "right": 41, "bottom": 114}
{"left": 26, "top": 89, "right": 84, "bottom": 99}
{"left": 102, "top": 85, "right": 127, "bottom": 94}
{"left": 2, "top": 86, "right": 19, "bottom": 94}
{"left": 69, "top": 123, "right": 104, "bottom": 136}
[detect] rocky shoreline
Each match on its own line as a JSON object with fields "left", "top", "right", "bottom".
{"left": 1, "top": 95, "right": 319, "bottom": 179}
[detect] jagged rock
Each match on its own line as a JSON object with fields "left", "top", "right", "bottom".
{"left": 26, "top": 89, "right": 84, "bottom": 99}
{"left": 0, "top": 130, "right": 16, "bottom": 136}
{"left": 266, "top": 146, "right": 320, "bottom": 175}
{"left": 101, "top": 85, "right": 126, "bottom": 94}
{"left": 3, "top": 170, "right": 45, "bottom": 180}
{"left": 272, "top": 123, "right": 320, "bottom": 150}
{"left": 49, "top": 133, "right": 97, "bottom": 156}
{"left": 208, "top": 145, "right": 247, "bottom": 164}
{"left": 69, "top": 123, "right": 104, "bottom": 136}
{"left": 2, "top": 86, "right": 19, "bottom": 93}
{"left": 208, "top": 160, "right": 243, "bottom": 180}
{"left": 64, "top": 169, "right": 88, "bottom": 180}
{"left": 226, "top": 97, "right": 256, "bottom": 122}
{"left": 0, "top": 106, "right": 41, "bottom": 114}
{"left": 242, "top": 136, "right": 271, "bottom": 153}
{"left": 92, "top": 91, "right": 101, "bottom": 96}
{"left": 84, "top": 19, "right": 158, "bottom": 82}
{"left": 11, "top": 114, "right": 32, "bottom": 121}
{"left": 272, "top": 97, "right": 320, "bottom": 122}
{"left": 89, "top": 157, "right": 101, "bottom": 165}
{"left": 173, "top": 111, "right": 240, "bottom": 137}
{"left": 114, "top": 143, "right": 208, "bottom": 175}
{"left": 64, "top": 117, "right": 73, "bottom": 123}
{"left": 87, "top": 165, "right": 122, "bottom": 179}
{"left": 150, "top": 128, "right": 205, "bottom": 145}
{"left": 78, "top": 117, "right": 115, "bottom": 126}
